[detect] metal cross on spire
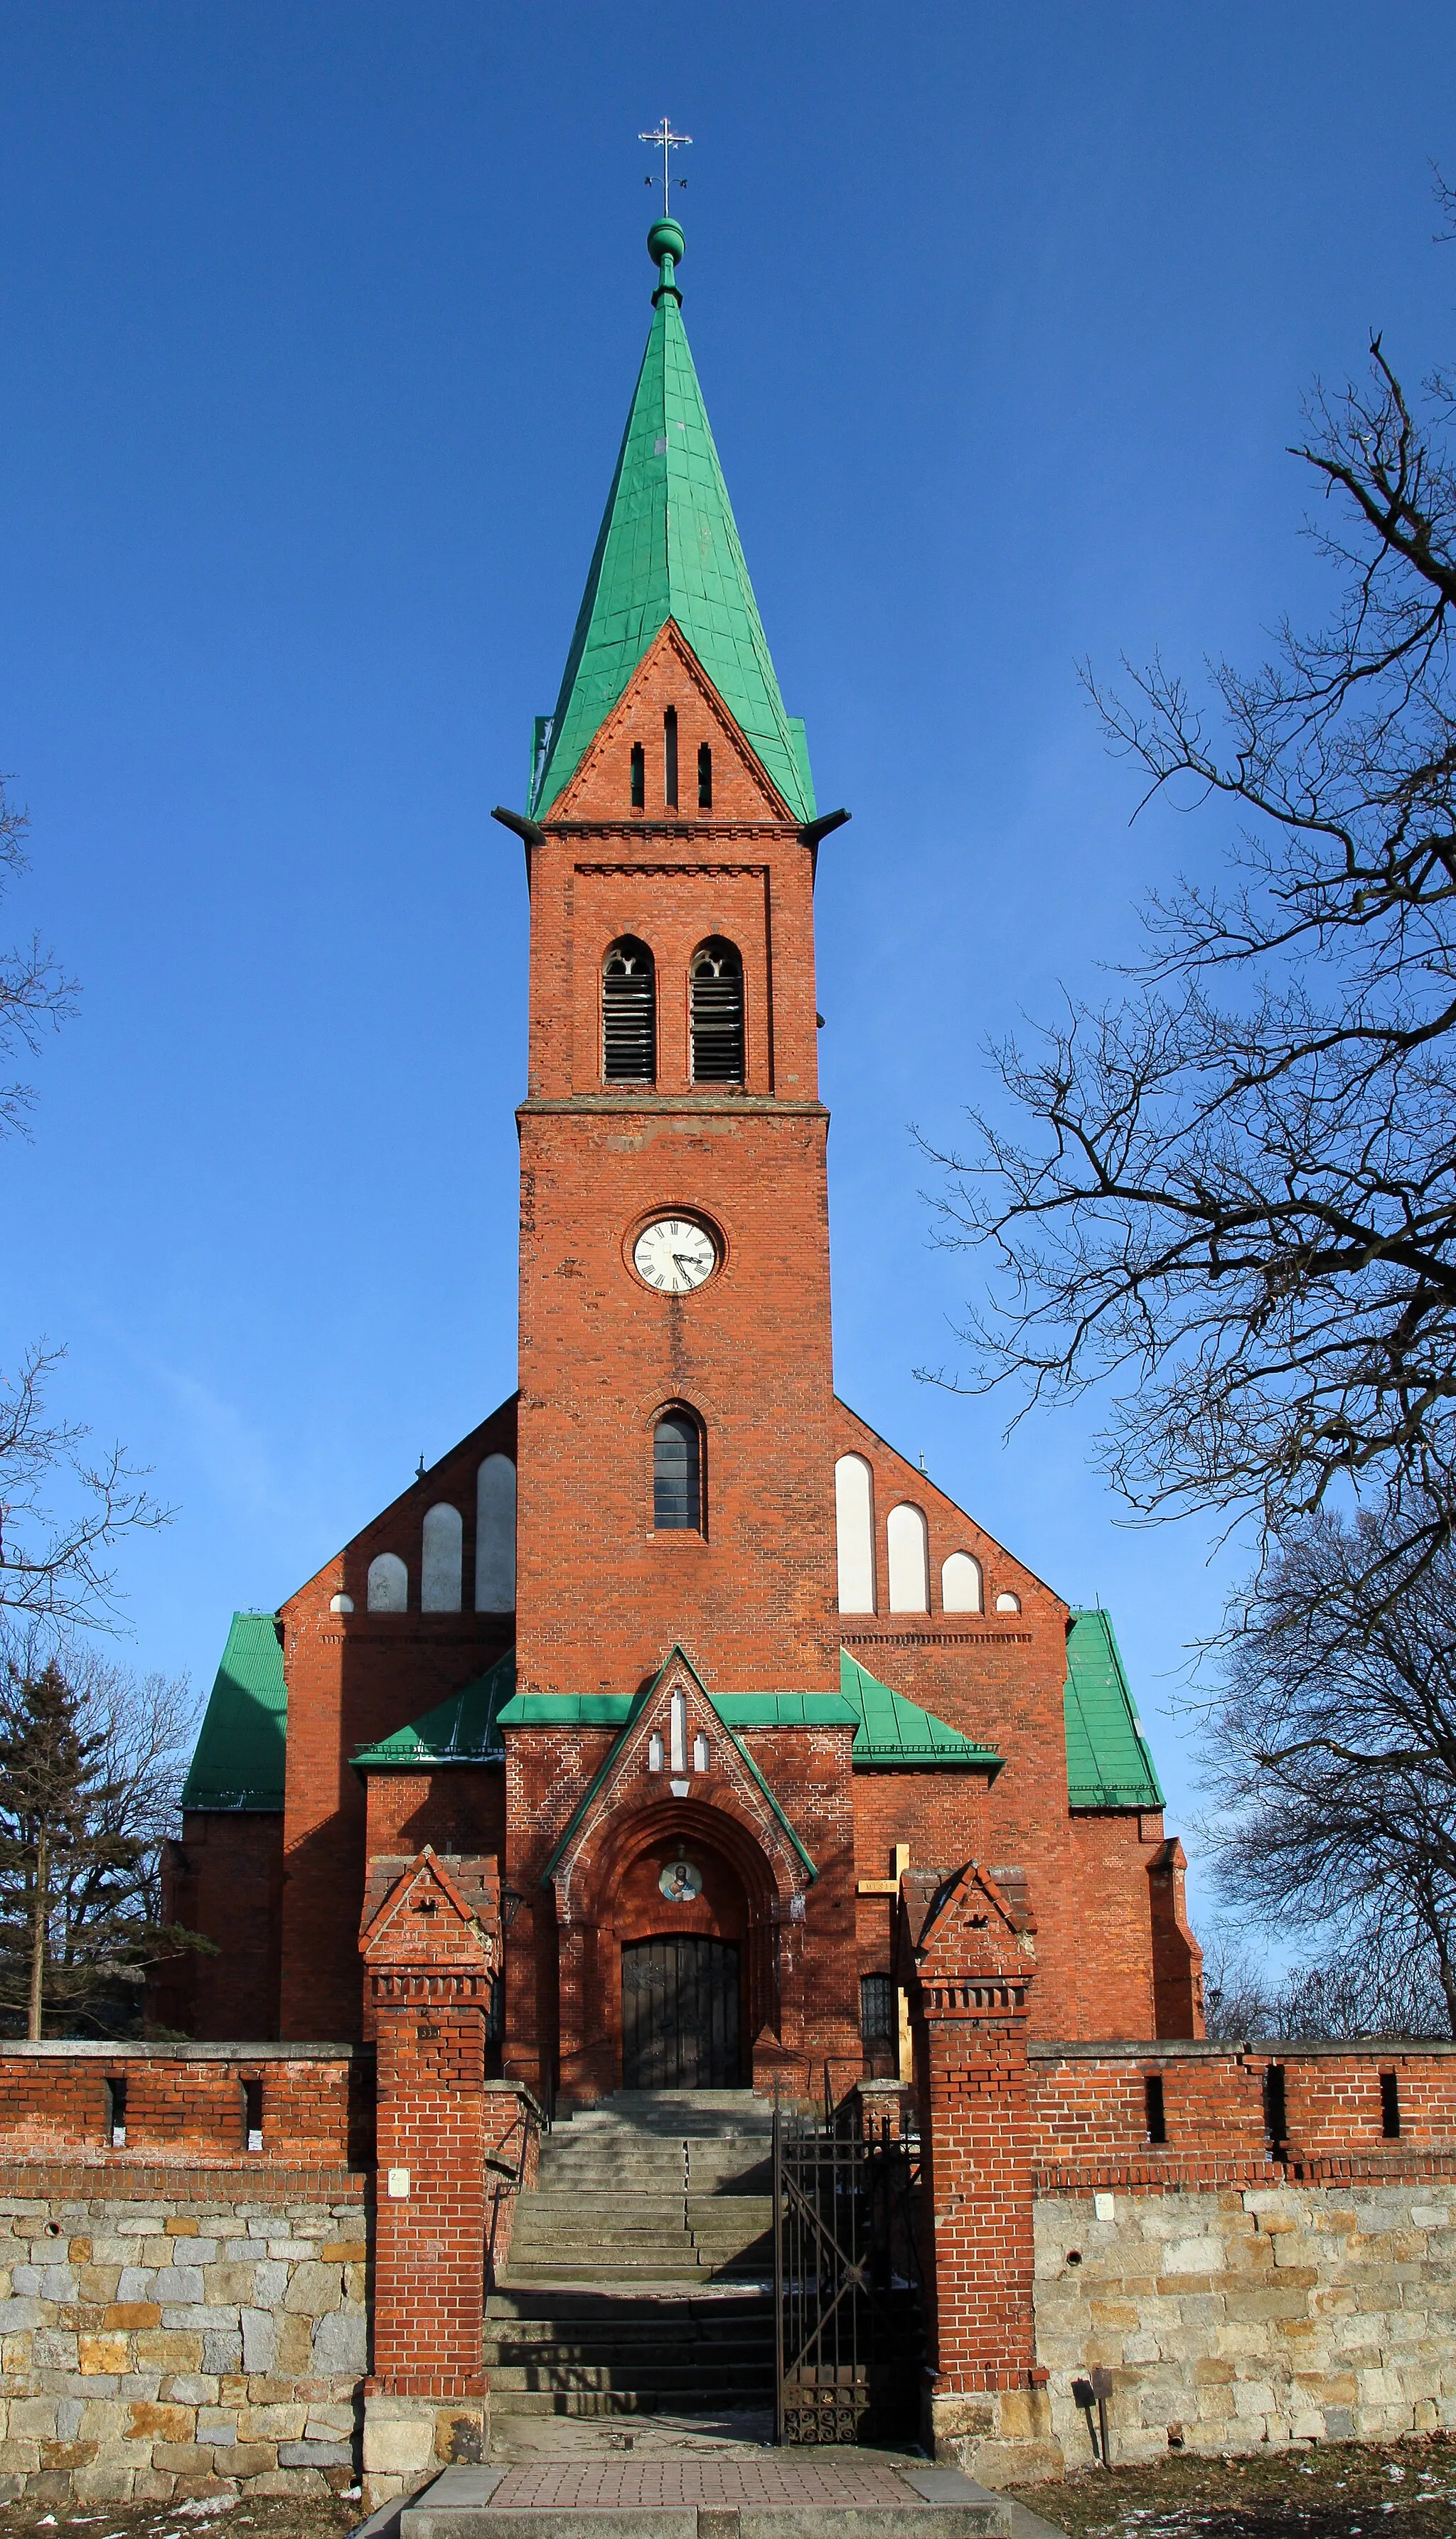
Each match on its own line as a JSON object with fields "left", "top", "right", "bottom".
{"left": 639, "top": 116, "right": 691, "bottom": 218}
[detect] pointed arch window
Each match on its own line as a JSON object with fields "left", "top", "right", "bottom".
{"left": 603, "top": 938, "right": 656, "bottom": 1084}
{"left": 690, "top": 939, "right": 744, "bottom": 1084}
{"left": 697, "top": 744, "right": 713, "bottom": 809}
{"left": 653, "top": 1407, "right": 704, "bottom": 1532}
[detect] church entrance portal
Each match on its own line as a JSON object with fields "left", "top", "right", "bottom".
{"left": 621, "top": 1935, "right": 741, "bottom": 2088}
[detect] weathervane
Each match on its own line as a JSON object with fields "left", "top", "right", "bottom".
{"left": 640, "top": 116, "right": 691, "bottom": 218}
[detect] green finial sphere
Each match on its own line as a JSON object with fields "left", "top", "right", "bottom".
{"left": 648, "top": 218, "right": 685, "bottom": 268}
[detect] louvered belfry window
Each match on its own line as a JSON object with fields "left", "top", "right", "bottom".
{"left": 690, "top": 939, "right": 744, "bottom": 1084}
{"left": 603, "top": 939, "right": 655, "bottom": 1084}
{"left": 654, "top": 1409, "right": 702, "bottom": 1531}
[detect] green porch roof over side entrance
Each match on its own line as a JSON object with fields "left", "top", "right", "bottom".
{"left": 181, "top": 1612, "right": 288, "bottom": 1812}
{"left": 1063, "top": 1608, "right": 1165, "bottom": 1811}
{"left": 837, "top": 1650, "right": 1003, "bottom": 1773}
{"left": 528, "top": 223, "right": 815, "bottom": 824}
{"left": 351, "top": 1649, "right": 515, "bottom": 1770}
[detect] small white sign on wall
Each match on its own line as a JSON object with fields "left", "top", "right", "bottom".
{"left": 1093, "top": 2190, "right": 1115, "bottom": 2221}
{"left": 387, "top": 2167, "right": 411, "bottom": 2200}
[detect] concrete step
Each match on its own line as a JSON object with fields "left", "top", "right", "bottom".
{"left": 485, "top": 2387, "right": 771, "bottom": 2419}
{"left": 486, "top": 2289, "right": 773, "bottom": 2319}
{"left": 402, "top": 2462, "right": 1015, "bottom": 2539}
{"left": 488, "top": 2362, "right": 774, "bottom": 2394}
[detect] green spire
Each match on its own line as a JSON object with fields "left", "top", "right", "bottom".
{"left": 530, "top": 221, "right": 814, "bottom": 821}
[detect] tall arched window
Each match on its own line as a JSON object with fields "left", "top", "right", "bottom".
{"left": 886, "top": 1502, "right": 929, "bottom": 1613}
{"left": 690, "top": 939, "right": 744, "bottom": 1084}
{"left": 835, "top": 1453, "right": 875, "bottom": 1613}
{"left": 476, "top": 1454, "right": 517, "bottom": 1613}
{"left": 654, "top": 1408, "right": 703, "bottom": 1532}
{"left": 603, "top": 938, "right": 655, "bottom": 1084}
{"left": 421, "top": 1504, "right": 463, "bottom": 1612}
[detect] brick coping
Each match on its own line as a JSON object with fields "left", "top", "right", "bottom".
{"left": 1029, "top": 2035, "right": 1456, "bottom": 2060}
{"left": 0, "top": 2161, "right": 370, "bottom": 2198}
{"left": 0, "top": 2038, "right": 365, "bottom": 2059}
{"left": 1035, "top": 2149, "right": 1456, "bottom": 2191}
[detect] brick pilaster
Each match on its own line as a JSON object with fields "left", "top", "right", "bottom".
{"left": 359, "top": 1849, "right": 498, "bottom": 2398}
{"left": 903, "top": 1863, "right": 1052, "bottom": 2476}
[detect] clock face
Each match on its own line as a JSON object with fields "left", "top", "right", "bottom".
{"left": 633, "top": 1217, "right": 718, "bottom": 1295}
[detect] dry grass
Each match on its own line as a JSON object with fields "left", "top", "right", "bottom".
{"left": 1016, "top": 2435, "right": 1456, "bottom": 2539}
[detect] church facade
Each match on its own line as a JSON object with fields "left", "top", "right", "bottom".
{"left": 165, "top": 215, "right": 1202, "bottom": 2097}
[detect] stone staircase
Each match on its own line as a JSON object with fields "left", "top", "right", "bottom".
{"left": 487, "top": 2089, "right": 777, "bottom": 2421}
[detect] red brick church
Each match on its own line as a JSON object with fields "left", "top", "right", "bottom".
{"left": 165, "top": 213, "right": 1202, "bottom": 2100}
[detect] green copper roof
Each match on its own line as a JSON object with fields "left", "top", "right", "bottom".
{"left": 530, "top": 225, "right": 814, "bottom": 823}
{"left": 1064, "top": 1609, "right": 1165, "bottom": 1810}
{"left": 181, "top": 1612, "right": 287, "bottom": 1812}
{"left": 837, "top": 1650, "right": 1003, "bottom": 1773}
{"left": 496, "top": 1690, "right": 634, "bottom": 1729}
{"left": 351, "top": 1650, "right": 515, "bottom": 1770}
{"left": 714, "top": 1691, "right": 859, "bottom": 1730}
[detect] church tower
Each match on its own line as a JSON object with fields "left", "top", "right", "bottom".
{"left": 510, "top": 216, "right": 845, "bottom": 1709}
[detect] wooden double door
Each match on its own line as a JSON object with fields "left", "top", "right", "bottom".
{"left": 621, "top": 1935, "right": 742, "bottom": 2088}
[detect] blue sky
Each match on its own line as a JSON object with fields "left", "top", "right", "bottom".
{"left": 3, "top": 1, "right": 1455, "bottom": 1919}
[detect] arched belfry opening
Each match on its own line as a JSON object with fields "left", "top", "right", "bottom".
{"left": 603, "top": 937, "right": 656, "bottom": 1084}
{"left": 690, "top": 939, "right": 744, "bottom": 1084}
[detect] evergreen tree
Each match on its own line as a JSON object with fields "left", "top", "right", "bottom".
{"left": 0, "top": 1651, "right": 202, "bottom": 2038}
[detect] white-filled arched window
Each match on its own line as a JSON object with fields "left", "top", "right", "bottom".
{"left": 941, "top": 1551, "right": 983, "bottom": 1614}
{"left": 835, "top": 1454, "right": 875, "bottom": 1613}
{"left": 995, "top": 1589, "right": 1022, "bottom": 1615}
{"left": 421, "top": 1504, "right": 463, "bottom": 1612}
{"left": 367, "top": 1552, "right": 408, "bottom": 1614}
{"left": 476, "top": 1454, "right": 517, "bottom": 1612}
{"left": 886, "top": 1503, "right": 929, "bottom": 1613}
{"left": 670, "top": 1688, "right": 689, "bottom": 1773}
{"left": 648, "top": 1731, "right": 665, "bottom": 1773}
{"left": 692, "top": 1730, "right": 710, "bottom": 1773}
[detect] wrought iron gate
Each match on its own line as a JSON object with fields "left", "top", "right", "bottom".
{"left": 772, "top": 2095, "right": 924, "bottom": 2444}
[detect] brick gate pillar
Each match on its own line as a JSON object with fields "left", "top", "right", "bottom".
{"left": 358, "top": 1849, "right": 500, "bottom": 2506}
{"left": 901, "top": 1863, "right": 1058, "bottom": 2487}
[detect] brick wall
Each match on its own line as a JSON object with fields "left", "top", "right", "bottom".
{"left": 277, "top": 1399, "right": 518, "bottom": 2043}
{"left": 834, "top": 1405, "right": 1174, "bottom": 2046}
{"left": 157, "top": 1813, "right": 284, "bottom": 2040}
{"left": 1028, "top": 2041, "right": 1456, "bottom": 2181}
{"left": 0, "top": 2048, "right": 371, "bottom": 2172}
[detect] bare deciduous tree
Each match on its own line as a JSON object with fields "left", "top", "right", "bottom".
{"left": 924, "top": 265, "right": 1456, "bottom": 1604}
{"left": 0, "top": 774, "right": 75, "bottom": 1138}
{"left": 1201, "top": 1923, "right": 1450, "bottom": 2043}
{"left": 0, "top": 1345, "right": 169, "bottom": 1636}
{"left": 1198, "top": 1497, "right": 1456, "bottom": 2036}
{"left": 0, "top": 771, "right": 170, "bottom": 1632}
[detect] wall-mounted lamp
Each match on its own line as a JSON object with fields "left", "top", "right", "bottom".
{"left": 500, "top": 1886, "right": 526, "bottom": 1935}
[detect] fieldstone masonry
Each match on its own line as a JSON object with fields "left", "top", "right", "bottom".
{"left": 1033, "top": 2180, "right": 1456, "bottom": 2464}
{"left": 0, "top": 2185, "right": 366, "bottom": 2502}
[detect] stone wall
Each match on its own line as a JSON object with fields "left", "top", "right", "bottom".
{"left": 1032, "top": 2174, "right": 1456, "bottom": 2466}
{"left": 0, "top": 2172, "right": 368, "bottom": 2503}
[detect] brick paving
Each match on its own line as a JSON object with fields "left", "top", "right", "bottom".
{"left": 487, "top": 2452, "right": 925, "bottom": 2508}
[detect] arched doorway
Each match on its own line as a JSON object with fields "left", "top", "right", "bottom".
{"left": 614, "top": 1827, "right": 749, "bottom": 2088}
{"left": 622, "top": 1935, "right": 739, "bottom": 2087}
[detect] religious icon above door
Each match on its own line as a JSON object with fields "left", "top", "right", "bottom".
{"left": 659, "top": 1856, "right": 702, "bottom": 1903}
